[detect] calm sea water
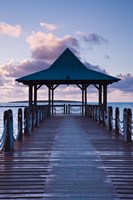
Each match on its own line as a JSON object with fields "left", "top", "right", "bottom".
{"left": 0, "top": 102, "right": 133, "bottom": 136}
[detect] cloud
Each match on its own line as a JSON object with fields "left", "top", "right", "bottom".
{"left": 40, "top": 22, "right": 58, "bottom": 31}
{"left": 104, "top": 54, "right": 111, "bottom": 59}
{"left": 84, "top": 62, "right": 108, "bottom": 74}
{"left": 0, "top": 59, "right": 49, "bottom": 80}
{"left": 26, "top": 32, "right": 79, "bottom": 62}
{"left": 0, "top": 75, "right": 5, "bottom": 86}
{"left": 0, "top": 22, "right": 22, "bottom": 37}
{"left": 112, "top": 73, "right": 133, "bottom": 93}
{"left": 76, "top": 31, "right": 108, "bottom": 44}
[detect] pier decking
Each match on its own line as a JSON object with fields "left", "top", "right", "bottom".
{"left": 0, "top": 115, "right": 133, "bottom": 200}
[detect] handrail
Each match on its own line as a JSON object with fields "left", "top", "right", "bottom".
{"left": 0, "top": 105, "right": 50, "bottom": 153}
{"left": 0, "top": 120, "right": 7, "bottom": 152}
{"left": 86, "top": 105, "right": 133, "bottom": 143}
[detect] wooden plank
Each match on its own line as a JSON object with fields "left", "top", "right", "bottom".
{"left": 0, "top": 115, "right": 133, "bottom": 199}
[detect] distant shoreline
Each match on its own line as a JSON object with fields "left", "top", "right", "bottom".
{"left": 8, "top": 100, "right": 82, "bottom": 103}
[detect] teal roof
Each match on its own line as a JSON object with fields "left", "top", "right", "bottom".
{"left": 16, "top": 48, "right": 120, "bottom": 85}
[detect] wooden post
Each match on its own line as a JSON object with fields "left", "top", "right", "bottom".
{"left": 35, "top": 107, "right": 39, "bottom": 127}
{"left": 103, "top": 84, "right": 107, "bottom": 112}
{"left": 85, "top": 87, "right": 87, "bottom": 116}
{"left": 31, "top": 107, "right": 35, "bottom": 131}
{"left": 4, "top": 109, "right": 14, "bottom": 152}
{"left": 18, "top": 108, "right": 23, "bottom": 141}
{"left": 99, "top": 84, "right": 102, "bottom": 106}
{"left": 66, "top": 104, "right": 68, "bottom": 114}
{"left": 115, "top": 107, "right": 119, "bottom": 135}
{"left": 82, "top": 88, "right": 84, "bottom": 114}
{"left": 124, "top": 108, "right": 132, "bottom": 143}
{"left": 29, "top": 84, "right": 33, "bottom": 107}
{"left": 52, "top": 86, "right": 54, "bottom": 115}
{"left": 48, "top": 87, "right": 51, "bottom": 115}
{"left": 24, "top": 107, "right": 30, "bottom": 135}
{"left": 108, "top": 106, "right": 113, "bottom": 131}
{"left": 34, "top": 85, "right": 37, "bottom": 106}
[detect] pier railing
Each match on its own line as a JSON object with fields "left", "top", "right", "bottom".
{"left": 86, "top": 105, "right": 133, "bottom": 143}
{"left": 52, "top": 104, "right": 84, "bottom": 114}
{"left": 0, "top": 105, "right": 50, "bottom": 153}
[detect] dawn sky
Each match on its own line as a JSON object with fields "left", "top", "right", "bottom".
{"left": 0, "top": 0, "right": 133, "bottom": 102}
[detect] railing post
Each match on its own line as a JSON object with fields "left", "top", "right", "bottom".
{"left": 115, "top": 107, "right": 119, "bottom": 135}
{"left": 124, "top": 108, "right": 132, "bottom": 143}
{"left": 24, "top": 107, "right": 30, "bottom": 135}
{"left": 42, "top": 106, "right": 45, "bottom": 122}
{"left": 91, "top": 105, "right": 93, "bottom": 119}
{"left": 18, "top": 108, "right": 23, "bottom": 141}
{"left": 123, "top": 108, "right": 131, "bottom": 143}
{"left": 31, "top": 107, "right": 35, "bottom": 131}
{"left": 103, "top": 109, "right": 106, "bottom": 127}
{"left": 4, "top": 109, "right": 14, "bottom": 152}
{"left": 98, "top": 106, "right": 102, "bottom": 124}
{"left": 38, "top": 107, "right": 41, "bottom": 125}
{"left": 35, "top": 107, "right": 38, "bottom": 127}
{"left": 108, "top": 106, "right": 113, "bottom": 131}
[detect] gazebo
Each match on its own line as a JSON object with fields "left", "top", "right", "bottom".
{"left": 16, "top": 48, "right": 120, "bottom": 113}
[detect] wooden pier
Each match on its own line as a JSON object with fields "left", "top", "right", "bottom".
{"left": 0, "top": 113, "right": 133, "bottom": 200}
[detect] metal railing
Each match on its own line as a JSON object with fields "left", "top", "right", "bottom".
{"left": 0, "top": 105, "right": 50, "bottom": 153}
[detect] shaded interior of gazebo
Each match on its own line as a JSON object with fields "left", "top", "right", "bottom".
{"left": 16, "top": 48, "right": 120, "bottom": 114}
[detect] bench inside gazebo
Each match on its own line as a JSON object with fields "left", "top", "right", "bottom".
{"left": 16, "top": 48, "right": 120, "bottom": 114}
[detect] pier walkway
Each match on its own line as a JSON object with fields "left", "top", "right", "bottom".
{"left": 0, "top": 115, "right": 133, "bottom": 200}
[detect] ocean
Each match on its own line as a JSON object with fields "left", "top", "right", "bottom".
{"left": 0, "top": 101, "right": 133, "bottom": 137}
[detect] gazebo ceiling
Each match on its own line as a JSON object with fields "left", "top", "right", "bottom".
{"left": 16, "top": 48, "right": 120, "bottom": 85}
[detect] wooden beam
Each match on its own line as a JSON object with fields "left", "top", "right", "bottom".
{"left": 37, "top": 84, "right": 43, "bottom": 90}
{"left": 53, "top": 84, "right": 59, "bottom": 90}
{"left": 77, "top": 84, "right": 82, "bottom": 90}
{"left": 94, "top": 84, "right": 99, "bottom": 90}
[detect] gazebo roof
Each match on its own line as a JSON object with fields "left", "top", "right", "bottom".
{"left": 16, "top": 48, "right": 120, "bottom": 85}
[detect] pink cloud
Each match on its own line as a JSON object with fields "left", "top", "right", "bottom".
{"left": 26, "top": 32, "right": 79, "bottom": 62}
{"left": 40, "top": 22, "right": 58, "bottom": 31}
{"left": 0, "top": 22, "right": 22, "bottom": 37}
{"left": 0, "top": 59, "right": 49, "bottom": 81}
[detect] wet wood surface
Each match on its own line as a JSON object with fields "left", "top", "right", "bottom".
{"left": 0, "top": 115, "right": 133, "bottom": 199}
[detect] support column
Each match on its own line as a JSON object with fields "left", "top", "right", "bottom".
{"left": 103, "top": 84, "right": 107, "bottom": 111}
{"left": 29, "top": 84, "right": 33, "bottom": 107}
{"left": 34, "top": 85, "right": 37, "bottom": 106}
{"left": 85, "top": 87, "right": 87, "bottom": 116}
{"left": 52, "top": 86, "right": 54, "bottom": 115}
{"left": 99, "top": 84, "right": 102, "bottom": 106}
{"left": 85, "top": 87, "right": 87, "bottom": 107}
{"left": 82, "top": 87, "right": 84, "bottom": 114}
{"left": 48, "top": 87, "right": 51, "bottom": 106}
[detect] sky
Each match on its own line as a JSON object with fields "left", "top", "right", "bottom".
{"left": 0, "top": 0, "right": 133, "bottom": 102}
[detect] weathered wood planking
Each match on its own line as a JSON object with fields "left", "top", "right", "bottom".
{"left": 0, "top": 115, "right": 133, "bottom": 199}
